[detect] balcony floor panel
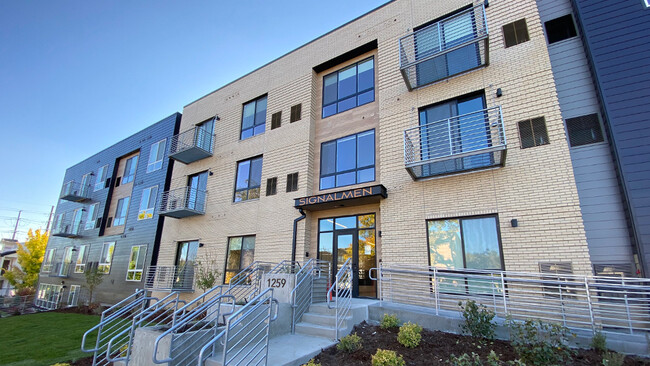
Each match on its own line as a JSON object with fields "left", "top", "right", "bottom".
{"left": 59, "top": 194, "right": 90, "bottom": 202}
{"left": 169, "top": 147, "right": 212, "bottom": 164}
{"left": 159, "top": 209, "right": 204, "bottom": 218}
{"left": 407, "top": 149, "right": 506, "bottom": 180}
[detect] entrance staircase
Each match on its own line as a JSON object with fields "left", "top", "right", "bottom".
{"left": 295, "top": 302, "right": 352, "bottom": 339}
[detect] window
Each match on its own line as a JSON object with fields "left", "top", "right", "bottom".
{"left": 187, "top": 171, "right": 208, "bottom": 212}
{"left": 427, "top": 215, "right": 503, "bottom": 294}
{"left": 290, "top": 104, "right": 302, "bottom": 122}
{"left": 645, "top": 0, "right": 650, "bottom": 9}
{"left": 539, "top": 262, "right": 574, "bottom": 298}
{"left": 234, "top": 156, "right": 263, "bottom": 202}
{"left": 518, "top": 117, "right": 550, "bottom": 148}
{"left": 271, "top": 111, "right": 282, "bottom": 130}
{"left": 113, "top": 197, "right": 130, "bottom": 226}
{"left": 74, "top": 245, "right": 88, "bottom": 273}
{"left": 138, "top": 186, "right": 158, "bottom": 220}
{"left": 196, "top": 119, "right": 215, "bottom": 152}
{"left": 95, "top": 165, "right": 109, "bottom": 191}
{"left": 286, "top": 172, "right": 299, "bottom": 192}
{"left": 320, "top": 130, "right": 375, "bottom": 190}
{"left": 122, "top": 155, "right": 138, "bottom": 184}
{"left": 147, "top": 139, "right": 166, "bottom": 172}
{"left": 544, "top": 15, "right": 577, "bottom": 44}
{"left": 80, "top": 173, "right": 91, "bottom": 196}
{"left": 224, "top": 236, "right": 255, "bottom": 284}
{"left": 71, "top": 208, "right": 83, "bottom": 235}
{"left": 42, "top": 249, "right": 55, "bottom": 273}
{"left": 98, "top": 242, "right": 116, "bottom": 274}
{"left": 85, "top": 203, "right": 99, "bottom": 230}
{"left": 266, "top": 177, "right": 277, "bottom": 196}
{"left": 35, "top": 284, "right": 63, "bottom": 310}
{"left": 68, "top": 285, "right": 80, "bottom": 307}
{"left": 565, "top": 114, "right": 604, "bottom": 147}
{"left": 241, "top": 95, "right": 267, "bottom": 139}
{"left": 60, "top": 247, "right": 74, "bottom": 276}
{"left": 503, "top": 19, "right": 529, "bottom": 48}
{"left": 53, "top": 213, "right": 64, "bottom": 233}
{"left": 126, "top": 245, "right": 147, "bottom": 281}
{"left": 322, "top": 57, "right": 374, "bottom": 118}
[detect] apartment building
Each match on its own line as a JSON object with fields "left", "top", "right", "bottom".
{"left": 35, "top": 113, "right": 181, "bottom": 308}
{"left": 146, "top": 0, "right": 649, "bottom": 301}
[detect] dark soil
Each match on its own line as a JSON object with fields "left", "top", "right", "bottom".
{"left": 69, "top": 356, "right": 93, "bottom": 366}
{"left": 52, "top": 305, "right": 100, "bottom": 315}
{"left": 312, "top": 322, "right": 650, "bottom": 366}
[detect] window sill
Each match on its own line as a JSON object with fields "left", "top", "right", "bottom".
{"left": 232, "top": 198, "right": 260, "bottom": 205}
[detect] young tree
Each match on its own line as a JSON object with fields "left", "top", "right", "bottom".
{"left": 84, "top": 266, "right": 105, "bottom": 306}
{"left": 2, "top": 229, "right": 48, "bottom": 292}
{"left": 194, "top": 253, "right": 221, "bottom": 294}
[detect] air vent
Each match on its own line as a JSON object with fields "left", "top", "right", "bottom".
{"left": 95, "top": 217, "right": 102, "bottom": 229}
{"left": 105, "top": 178, "right": 111, "bottom": 188}
{"left": 106, "top": 217, "right": 113, "bottom": 227}
{"left": 593, "top": 263, "right": 634, "bottom": 278}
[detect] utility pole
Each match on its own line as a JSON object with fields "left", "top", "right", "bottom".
{"left": 45, "top": 205, "right": 54, "bottom": 232}
{"left": 12, "top": 210, "right": 22, "bottom": 241}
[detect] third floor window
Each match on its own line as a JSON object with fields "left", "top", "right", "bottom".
{"left": 234, "top": 156, "right": 263, "bottom": 202}
{"left": 320, "top": 130, "right": 375, "bottom": 190}
{"left": 322, "top": 57, "right": 375, "bottom": 118}
{"left": 241, "top": 95, "right": 267, "bottom": 140}
{"left": 122, "top": 155, "right": 139, "bottom": 184}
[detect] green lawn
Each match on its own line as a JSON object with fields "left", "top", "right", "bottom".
{"left": 0, "top": 312, "right": 100, "bottom": 366}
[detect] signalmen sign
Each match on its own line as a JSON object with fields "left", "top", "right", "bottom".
{"left": 294, "top": 184, "right": 387, "bottom": 210}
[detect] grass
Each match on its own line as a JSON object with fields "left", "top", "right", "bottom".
{"left": 0, "top": 312, "right": 100, "bottom": 366}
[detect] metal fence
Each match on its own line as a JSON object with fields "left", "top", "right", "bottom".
{"left": 159, "top": 186, "right": 208, "bottom": 216}
{"left": 170, "top": 125, "right": 214, "bottom": 156}
{"left": 327, "top": 258, "right": 352, "bottom": 340}
{"left": 145, "top": 265, "right": 195, "bottom": 292}
{"left": 372, "top": 264, "right": 650, "bottom": 335}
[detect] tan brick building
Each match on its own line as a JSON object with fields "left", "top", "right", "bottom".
{"left": 153, "top": 0, "right": 608, "bottom": 300}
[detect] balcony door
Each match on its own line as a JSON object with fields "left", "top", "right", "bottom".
{"left": 195, "top": 119, "right": 214, "bottom": 153}
{"left": 175, "top": 241, "right": 198, "bottom": 289}
{"left": 187, "top": 171, "right": 208, "bottom": 212}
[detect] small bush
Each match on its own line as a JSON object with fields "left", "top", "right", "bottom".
{"left": 448, "top": 352, "right": 526, "bottom": 366}
{"left": 337, "top": 333, "right": 363, "bottom": 353}
{"left": 602, "top": 351, "right": 625, "bottom": 366}
{"left": 459, "top": 300, "right": 496, "bottom": 342}
{"left": 397, "top": 321, "right": 423, "bottom": 348}
{"left": 380, "top": 313, "right": 400, "bottom": 329}
{"left": 372, "top": 349, "right": 406, "bottom": 366}
{"left": 507, "top": 317, "right": 575, "bottom": 366}
{"left": 591, "top": 331, "right": 607, "bottom": 353}
{"left": 302, "top": 359, "right": 321, "bottom": 366}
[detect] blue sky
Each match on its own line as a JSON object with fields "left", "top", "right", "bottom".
{"left": 0, "top": 0, "right": 388, "bottom": 240}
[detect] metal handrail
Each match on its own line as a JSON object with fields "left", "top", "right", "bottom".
{"left": 327, "top": 258, "right": 352, "bottom": 340}
{"left": 144, "top": 265, "right": 196, "bottom": 292}
{"left": 170, "top": 125, "right": 215, "bottom": 155}
{"left": 290, "top": 259, "right": 315, "bottom": 333}
{"left": 269, "top": 260, "right": 302, "bottom": 274}
{"left": 197, "top": 288, "right": 279, "bottom": 366}
{"left": 159, "top": 186, "right": 208, "bottom": 215}
{"left": 373, "top": 264, "right": 650, "bottom": 335}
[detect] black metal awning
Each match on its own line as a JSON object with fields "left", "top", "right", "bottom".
{"left": 294, "top": 184, "right": 387, "bottom": 211}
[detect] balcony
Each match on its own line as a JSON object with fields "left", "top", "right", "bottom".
{"left": 159, "top": 186, "right": 207, "bottom": 218}
{"left": 60, "top": 180, "right": 91, "bottom": 202}
{"left": 169, "top": 126, "right": 214, "bottom": 164}
{"left": 51, "top": 216, "right": 83, "bottom": 238}
{"left": 144, "top": 265, "right": 194, "bottom": 292}
{"left": 404, "top": 106, "right": 506, "bottom": 180}
{"left": 399, "top": 3, "right": 489, "bottom": 90}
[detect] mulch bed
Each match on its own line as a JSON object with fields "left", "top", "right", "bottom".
{"left": 69, "top": 356, "right": 93, "bottom": 366}
{"left": 52, "top": 305, "right": 100, "bottom": 315}
{"left": 312, "top": 322, "right": 650, "bottom": 365}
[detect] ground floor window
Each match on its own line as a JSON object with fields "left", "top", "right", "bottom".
{"left": 174, "top": 241, "right": 199, "bottom": 289}
{"left": 36, "top": 283, "right": 63, "bottom": 310}
{"left": 68, "top": 285, "right": 80, "bottom": 307}
{"left": 224, "top": 236, "right": 255, "bottom": 284}
{"left": 127, "top": 245, "right": 147, "bottom": 281}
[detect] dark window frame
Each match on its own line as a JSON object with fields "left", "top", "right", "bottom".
{"left": 266, "top": 177, "right": 277, "bottom": 196}
{"left": 122, "top": 155, "right": 139, "bottom": 184}
{"left": 319, "top": 129, "right": 376, "bottom": 190}
{"left": 321, "top": 56, "right": 375, "bottom": 119}
{"left": 565, "top": 114, "right": 604, "bottom": 147}
{"left": 233, "top": 156, "right": 263, "bottom": 202}
{"left": 223, "top": 235, "right": 256, "bottom": 284}
{"left": 503, "top": 19, "right": 530, "bottom": 48}
{"left": 240, "top": 95, "right": 267, "bottom": 140}
{"left": 518, "top": 117, "right": 550, "bottom": 149}
{"left": 544, "top": 14, "right": 577, "bottom": 44}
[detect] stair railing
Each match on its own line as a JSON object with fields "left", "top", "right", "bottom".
{"left": 327, "top": 258, "right": 352, "bottom": 340}
{"left": 289, "top": 259, "right": 315, "bottom": 333}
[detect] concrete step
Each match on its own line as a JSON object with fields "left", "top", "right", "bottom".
{"left": 301, "top": 312, "right": 351, "bottom": 327}
{"left": 294, "top": 322, "right": 343, "bottom": 339}
{"left": 306, "top": 302, "right": 337, "bottom": 316}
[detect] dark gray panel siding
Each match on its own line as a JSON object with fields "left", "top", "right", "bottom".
{"left": 572, "top": 0, "right": 650, "bottom": 274}
{"left": 39, "top": 113, "right": 181, "bottom": 305}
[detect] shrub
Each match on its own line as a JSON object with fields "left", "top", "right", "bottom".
{"left": 459, "top": 300, "right": 496, "bottom": 342}
{"left": 302, "top": 359, "right": 321, "bottom": 366}
{"left": 447, "top": 351, "right": 526, "bottom": 366}
{"left": 602, "top": 351, "right": 625, "bottom": 366}
{"left": 591, "top": 331, "right": 607, "bottom": 353}
{"left": 380, "top": 313, "right": 400, "bottom": 329}
{"left": 397, "top": 322, "right": 422, "bottom": 348}
{"left": 507, "top": 317, "right": 574, "bottom": 366}
{"left": 372, "top": 349, "right": 406, "bottom": 366}
{"left": 337, "top": 333, "right": 363, "bottom": 353}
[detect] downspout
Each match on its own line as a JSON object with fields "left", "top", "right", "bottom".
{"left": 291, "top": 208, "right": 306, "bottom": 264}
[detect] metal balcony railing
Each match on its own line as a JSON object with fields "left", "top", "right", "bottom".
{"left": 371, "top": 264, "right": 650, "bottom": 335}
{"left": 404, "top": 106, "right": 506, "bottom": 180}
{"left": 399, "top": 3, "right": 489, "bottom": 90}
{"left": 51, "top": 216, "right": 83, "bottom": 238}
{"left": 60, "top": 180, "right": 92, "bottom": 202}
{"left": 169, "top": 126, "right": 214, "bottom": 164}
{"left": 159, "top": 186, "right": 207, "bottom": 218}
{"left": 144, "top": 265, "right": 196, "bottom": 292}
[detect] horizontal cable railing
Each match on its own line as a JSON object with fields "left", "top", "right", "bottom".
{"left": 51, "top": 215, "right": 83, "bottom": 237}
{"left": 290, "top": 259, "right": 315, "bottom": 333}
{"left": 60, "top": 180, "right": 91, "bottom": 201}
{"left": 159, "top": 186, "right": 208, "bottom": 215}
{"left": 144, "top": 265, "right": 195, "bottom": 292}
{"left": 399, "top": 3, "right": 488, "bottom": 89}
{"left": 327, "top": 258, "right": 352, "bottom": 340}
{"left": 170, "top": 126, "right": 215, "bottom": 156}
{"left": 404, "top": 106, "right": 506, "bottom": 178}
{"left": 372, "top": 264, "right": 650, "bottom": 335}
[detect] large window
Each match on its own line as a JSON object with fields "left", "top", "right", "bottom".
{"left": 122, "top": 155, "right": 138, "bottom": 184}
{"left": 95, "top": 165, "right": 109, "bottom": 191}
{"left": 60, "top": 247, "right": 74, "bottom": 276}
{"left": 320, "top": 130, "right": 375, "bottom": 190}
{"left": 224, "top": 236, "right": 255, "bottom": 284}
{"left": 85, "top": 203, "right": 99, "bottom": 230}
{"left": 126, "top": 245, "right": 147, "bottom": 281}
{"left": 241, "top": 95, "right": 267, "bottom": 140}
{"left": 175, "top": 241, "right": 199, "bottom": 289}
{"left": 74, "top": 245, "right": 88, "bottom": 273}
{"left": 98, "top": 242, "right": 116, "bottom": 274}
{"left": 68, "top": 285, "right": 80, "bottom": 307}
{"left": 322, "top": 57, "right": 375, "bottom": 118}
{"left": 138, "top": 186, "right": 158, "bottom": 220}
{"left": 113, "top": 197, "right": 130, "bottom": 226}
{"left": 71, "top": 208, "right": 83, "bottom": 235}
{"left": 147, "top": 139, "right": 166, "bottom": 173}
{"left": 42, "top": 249, "right": 55, "bottom": 273}
{"left": 234, "top": 156, "right": 263, "bottom": 202}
